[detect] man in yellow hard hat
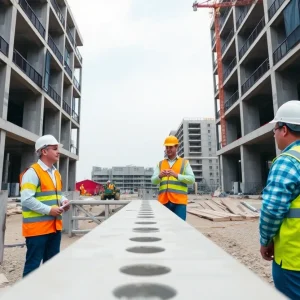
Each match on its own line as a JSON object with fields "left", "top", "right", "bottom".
{"left": 151, "top": 135, "right": 195, "bottom": 220}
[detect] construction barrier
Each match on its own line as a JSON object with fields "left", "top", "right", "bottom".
{"left": 0, "top": 200, "right": 284, "bottom": 299}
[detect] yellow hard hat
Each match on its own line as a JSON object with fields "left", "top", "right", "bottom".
{"left": 164, "top": 135, "right": 179, "bottom": 146}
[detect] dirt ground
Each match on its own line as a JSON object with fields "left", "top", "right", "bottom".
{"left": 0, "top": 195, "right": 273, "bottom": 289}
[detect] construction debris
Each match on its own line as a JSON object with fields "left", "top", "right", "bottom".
{"left": 0, "top": 274, "right": 9, "bottom": 286}
{"left": 6, "top": 205, "right": 22, "bottom": 217}
{"left": 187, "top": 198, "right": 260, "bottom": 222}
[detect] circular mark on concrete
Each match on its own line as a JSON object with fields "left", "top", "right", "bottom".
{"left": 130, "top": 237, "right": 162, "bottom": 242}
{"left": 120, "top": 264, "right": 171, "bottom": 276}
{"left": 138, "top": 216, "right": 154, "bottom": 218}
{"left": 135, "top": 221, "right": 157, "bottom": 225}
{"left": 113, "top": 283, "right": 176, "bottom": 299}
{"left": 126, "top": 246, "right": 165, "bottom": 254}
{"left": 133, "top": 227, "right": 159, "bottom": 233}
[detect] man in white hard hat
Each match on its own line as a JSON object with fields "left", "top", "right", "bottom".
{"left": 20, "top": 134, "right": 70, "bottom": 277}
{"left": 259, "top": 100, "right": 300, "bottom": 298}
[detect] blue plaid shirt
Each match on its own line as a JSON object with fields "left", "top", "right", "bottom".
{"left": 259, "top": 140, "right": 300, "bottom": 246}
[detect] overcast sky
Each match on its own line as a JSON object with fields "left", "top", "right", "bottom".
{"left": 68, "top": 0, "right": 215, "bottom": 181}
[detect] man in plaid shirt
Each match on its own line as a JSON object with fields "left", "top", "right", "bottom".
{"left": 260, "top": 100, "right": 300, "bottom": 299}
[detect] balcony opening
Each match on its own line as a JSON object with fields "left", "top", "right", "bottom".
{"left": 236, "top": 1, "right": 263, "bottom": 31}
{"left": 188, "top": 123, "right": 200, "bottom": 129}
{"left": 2, "top": 137, "right": 35, "bottom": 196}
{"left": 66, "top": 10, "right": 75, "bottom": 47}
{"left": 71, "top": 128, "right": 78, "bottom": 155}
{"left": 268, "top": 0, "right": 286, "bottom": 21}
{"left": 8, "top": 71, "right": 42, "bottom": 134}
{"left": 48, "top": 9, "right": 64, "bottom": 64}
{"left": 275, "top": 69, "right": 300, "bottom": 108}
{"left": 223, "top": 56, "right": 237, "bottom": 83}
{"left": 19, "top": 0, "right": 47, "bottom": 39}
{"left": 221, "top": 28, "right": 235, "bottom": 58}
{"left": 43, "top": 98, "right": 60, "bottom": 138}
{"left": 73, "top": 67, "right": 81, "bottom": 96}
{"left": 63, "top": 81, "right": 72, "bottom": 116}
{"left": 220, "top": 6, "right": 233, "bottom": 36}
{"left": 224, "top": 81, "right": 239, "bottom": 113}
{"left": 61, "top": 118, "right": 70, "bottom": 152}
{"left": 272, "top": 8, "right": 300, "bottom": 67}
{"left": 50, "top": 0, "right": 66, "bottom": 28}
{"left": 222, "top": 151, "right": 241, "bottom": 194}
{"left": 240, "top": 34, "right": 269, "bottom": 95}
{"left": 238, "top": 15, "right": 265, "bottom": 60}
{"left": 225, "top": 114, "right": 242, "bottom": 145}
{"left": 243, "top": 78, "right": 273, "bottom": 135}
{"left": 44, "top": 51, "right": 62, "bottom": 106}
{"left": 64, "top": 42, "right": 73, "bottom": 80}
{"left": 14, "top": 12, "right": 44, "bottom": 87}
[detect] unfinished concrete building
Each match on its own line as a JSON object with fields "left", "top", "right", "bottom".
{"left": 0, "top": 0, "right": 83, "bottom": 196}
{"left": 211, "top": 0, "right": 300, "bottom": 194}
{"left": 171, "top": 118, "right": 220, "bottom": 192}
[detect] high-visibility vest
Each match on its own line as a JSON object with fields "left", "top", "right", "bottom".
{"left": 20, "top": 163, "right": 63, "bottom": 237}
{"left": 158, "top": 157, "right": 188, "bottom": 205}
{"left": 273, "top": 145, "right": 300, "bottom": 270}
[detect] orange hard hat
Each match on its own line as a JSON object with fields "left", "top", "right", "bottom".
{"left": 164, "top": 135, "right": 179, "bottom": 146}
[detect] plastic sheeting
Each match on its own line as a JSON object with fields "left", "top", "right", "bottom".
{"left": 283, "top": 0, "right": 300, "bottom": 36}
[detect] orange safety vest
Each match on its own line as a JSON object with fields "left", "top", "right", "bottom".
{"left": 158, "top": 157, "right": 188, "bottom": 205}
{"left": 20, "top": 163, "right": 63, "bottom": 237}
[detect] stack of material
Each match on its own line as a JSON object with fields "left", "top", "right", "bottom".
{"left": 187, "top": 198, "right": 260, "bottom": 222}
{"left": 6, "top": 204, "right": 22, "bottom": 217}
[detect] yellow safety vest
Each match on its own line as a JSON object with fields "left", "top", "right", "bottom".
{"left": 273, "top": 145, "right": 300, "bottom": 270}
{"left": 158, "top": 158, "right": 188, "bottom": 205}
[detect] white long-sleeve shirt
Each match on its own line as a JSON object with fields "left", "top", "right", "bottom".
{"left": 21, "top": 159, "right": 67, "bottom": 215}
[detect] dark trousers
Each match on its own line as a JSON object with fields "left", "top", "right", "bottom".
{"left": 23, "top": 231, "right": 61, "bottom": 277}
{"left": 273, "top": 260, "right": 300, "bottom": 299}
{"left": 164, "top": 201, "right": 186, "bottom": 221}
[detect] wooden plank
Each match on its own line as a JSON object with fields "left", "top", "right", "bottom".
{"left": 202, "top": 210, "right": 244, "bottom": 221}
{"left": 0, "top": 191, "right": 8, "bottom": 264}
{"left": 204, "top": 200, "right": 226, "bottom": 212}
{"left": 221, "top": 198, "right": 245, "bottom": 215}
{"left": 187, "top": 208, "right": 228, "bottom": 222}
{"left": 212, "top": 199, "right": 229, "bottom": 211}
{"left": 193, "top": 209, "right": 231, "bottom": 221}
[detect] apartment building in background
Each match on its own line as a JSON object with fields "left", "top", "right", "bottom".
{"left": 171, "top": 118, "right": 220, "bottom": 192}
{"left": 210, "top": 0, "right": 300, "bottom": 194}
{"left": 0, "top": 0, "right": 83, "bottom": 196}
{"left": 91, "top": 166, "right": 157, "bottom": 193}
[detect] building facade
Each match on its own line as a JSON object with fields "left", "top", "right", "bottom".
{"left": 210, "top": 0, "right": 300, "bottom": 194}
{"left": 0, "top": 0, "right": 83, "bottom": 196}
{"left": 91, "top": 166, "right": 157, "bottom": 193}
{"left": 171, "top": 118, "right": 220, "bottom": 192}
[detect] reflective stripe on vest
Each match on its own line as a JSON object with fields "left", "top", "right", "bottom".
{"left": 273, "top": 145, "right": 300, "bottom": 270}
{"left": 158, "top": 158, "right": 188, "bottom": 205}
{"left": 21, "top": 163, "right": 63, "bottom": 237}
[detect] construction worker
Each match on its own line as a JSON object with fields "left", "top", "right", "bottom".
{"left": 151, "top": 135, "right": 195, "bottom": 220}
{"left": 106, "top": 180, "right": 115, "bottom": 191}
{"left": 259, "top": 100, "right": 300, "bottom": 299}
{"left": 20, "top": 134, "right": 70, "bottom": 277}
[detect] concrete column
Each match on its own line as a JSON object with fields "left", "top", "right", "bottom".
{"left": 59, "top": 156, "right": 69, "bottom": 191}
{"left": 20, "top": 149, "right": 36, "bottom": 172}
{"left": 43, "top": 109, "right": 60, "bottom": 139}
{"left": 0, "top": 65, "right": 10, "bottom": 120}
{"left": 226, "top": 118, "right": 238, "bottom": 143}
{"left": 274, "top": 72, "right": 298, "bottom": 108}
{"left": 241, "top": 101, "right": 260, "bottom": 135}
{"left": 23, "top": 95, "right": 43, "bottom": 135}
{"left": 0, "top": 131, "right": 7, "bottom": 185}
{"left": 68, "top": 159, "right": 76, "bottom": 190}
{"left": 28, "top": 47, "right": 45, "bottom": 76}
{"left": 0, "top": 190, "right": 8, "bottom": 264}
{"left": 241, "top": 145, "right": 262, "bottom": 194}
{"left": 220, "top": 154, "right": 237, "bottom": 192}
{"left": 61, "top": 120, "right": 71, "bottom": 151}
{"left": 42, "top": 2, "right": 50, "bottom": 41}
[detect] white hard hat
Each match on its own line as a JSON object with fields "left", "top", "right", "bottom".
{"left": 35, "top": 135, "right": 62, "bottom": 152}
{"left": 270, "top": 100, "right": 300, "bottom": 131}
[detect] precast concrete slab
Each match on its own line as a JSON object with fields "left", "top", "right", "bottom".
{"left": 0, "top": 200, "right": 285, "bottom": 300}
